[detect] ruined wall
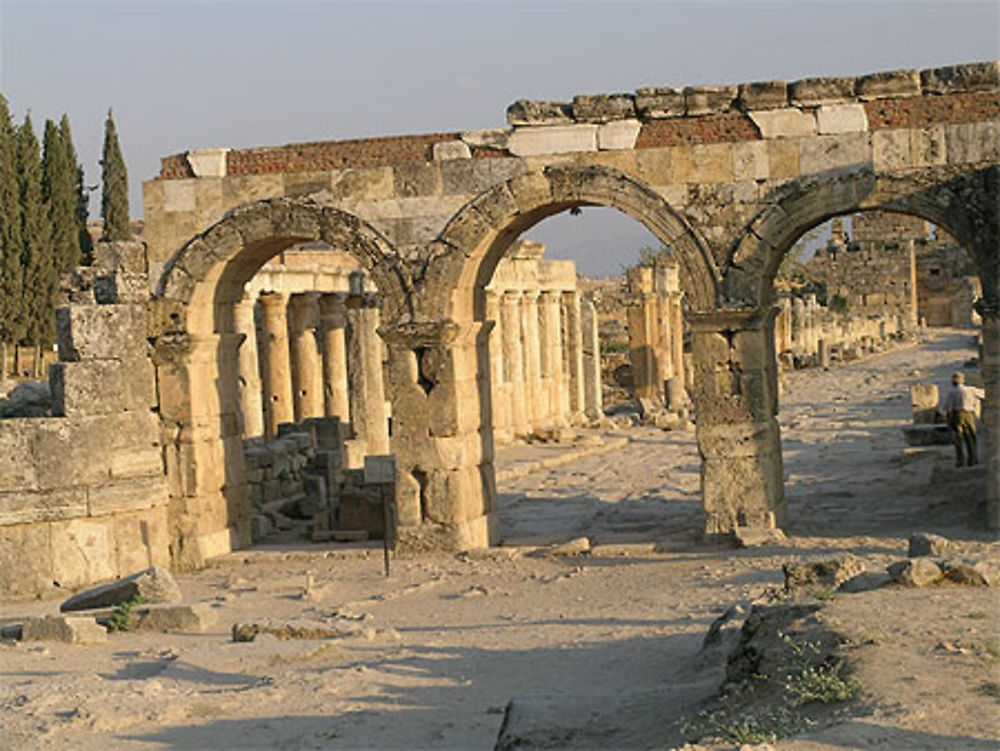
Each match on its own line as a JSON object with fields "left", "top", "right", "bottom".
{"left": 0, "top": 243, "right": 171, "bottom": 601}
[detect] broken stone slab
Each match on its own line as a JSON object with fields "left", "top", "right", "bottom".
{"left": 232, "top": 618, "right": 351, "bottom": 642}
{"left": 571, "top": 94, "right": 636, "bottom": 123}
{"left": 506, "top": 99, "right": 573, "bottom": 126}
{"left": 702, "top": 604, "right": 746, "bottom": 649}
{"left": 737, "top": 80, "right": 788, "bottom": 111}
{"left": 60, "top": 566, "right": 182, "bottom": 612}
{"left": 634, "top": 87, "right": 685, "bottom": 118}
{"left": 788, "top": 76, "right": 856, "bottom": 106}
{"left": 733, "top": 526, "right": 787, "bottom": 548}
{"left": 22, "top": 615, "right": 107, "bottom": 644}
{"left": 838, "top": 570, "right": 892, "bottom": 593}
{"left": 920, "top": 62, "right": 1000, "bottom": 95}
{"left": 546, "top": 537, "right": 591, "bottom": 557}
{"left": 908, "top": 532, "right": 959, "bottom": 558}
{"left": 137, "top": 604, "right": 217, "bottom": 633}
{"left": 939, "top": 557, "right": 999, "bottom": 587}
{"left": 855, "top": 69, "right": 921, "bottom": 100}
{"left": 783, "top": 556, "right": 865, "bottom": 591}
{"left": 684, "top": 85, "right": 737, "bottom": 115}
{"left": 901, "top": 423, "right": 952, "bottom": 446}
{"left": 887, "top": 558, "right": 944, "bottom": 587}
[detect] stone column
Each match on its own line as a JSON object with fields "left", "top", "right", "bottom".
{"left": 977, "top": 298, "right": 999, "bottom": 530}
{"left": 501, "top": 291, "right": 527, "bottom": 435}
{"left": 319, "top": 293, "right": 350, "bottom": 422}
{"left": 259, "top": 292, "right": 294, "bottom": 439}
{"left": 521, "top": 290, "right": 543, "bottom": 430}
{"left": 233, "top": 292, "right": 264, "bottom": 438}
{"left": 689, "top": 308, "right": 785, "bottom": 536}
{"left": 562, "top": 291, "right": 586, "bottom": 422}
{"left": 668, "top": 291, "right": 686, "bottom": 399}
{"left": 288, "top": 292, "right": 324, "bottom": 424}
{"left": 486, "top": 290, "right": 510, "bottom": 441}
{"left": 906, "top": 239, "right": 919, "bottom": 328}
{"left": 581, "top": 295, "right": 603, "bottom": 421}
{"left": 628, "top": 292, "right": 659, "bottom": 401}
{"left": 539, "top": 290, "right": 566, "bottom": 426}
{"left": 346, "top": 280, "right": 390, "bottom": 465}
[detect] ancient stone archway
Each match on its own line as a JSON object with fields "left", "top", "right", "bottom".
{"left": 151, "top": 198, "right": 409, "bottom": 568}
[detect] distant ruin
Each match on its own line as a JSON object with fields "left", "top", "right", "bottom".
{"left": 1, "top": 61, "right": 997, "bottom": 599}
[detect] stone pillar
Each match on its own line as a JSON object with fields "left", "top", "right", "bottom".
{"left": 382, "top": 321, "right": 498, "bottom": 552}
{"left": 689, "top": 308, "right": 785, "bottom": 535}
{"left": 906, "top": 239, "right": 919, "bottom": 328}
{"left": 486, "top": 290, "right": 510, "bottom": 441}
{"left": 288, "top": 292, "right": 324, "bottom": 424}
{"left": 581, "top": 295, "right": 603, "bottom": 421}
{"left": 790, "top": 297, "right": 805, "bottom": 355}
{"left": 346, "top": 279, "right": 390, "bottom": 465}
{"left": 668, "top": 291, "right": 686, "bottom": 399}
{"left": 562, "top": 291, "right": 586, "bottom": 422}
{"left": 817, "top": 339, "right": 830, "bottom": 369}
{"left": 233, "top": 292, "right": 264, "bottom": 438}
{"left": 501, "top": 291, "right": 527, "bottom": 435}
{"left": 259, "top": 292, "right": 294, "bottom": 439}
{"left": 319, "top": 293, "right": 350, "bottom": 422}
{"left": 539, "top": 290, "right": 566, "bottom": 426}
{"left": 977, "top": 298, "right": 999, "bottom": 530}
{"left": 521, "top": 290, "right": 542, "bottom": 430}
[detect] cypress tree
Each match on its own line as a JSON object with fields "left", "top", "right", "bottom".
{"left": 0, "top": 94, "right": 24, "bottom": 347}
{"left": 43, "top": 118, "right": 81, "bottom": 275}
{"left": 17, "top": 114, "right": 55, "bottom": 346}
{"left": 100, "top": 108, "right": 130, "bottom": 241}
{"left": 59, "top": 114, "right": 92, "bottom": 265}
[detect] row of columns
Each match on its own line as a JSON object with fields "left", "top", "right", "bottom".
{"left": 626, "top": 263, "right": 687, "bottom": 409}
{"left": 233, "top": 273, "right": 389, "bottom": 466}
{"left": 774, "top": 295, "right": 907, "bottom": 362}
{"left": 487, "top": 288, "right": 602, "bottom": 440}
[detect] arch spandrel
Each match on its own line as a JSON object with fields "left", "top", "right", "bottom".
{"left": 423, "top": 164, "right": 721, "bottom": 322}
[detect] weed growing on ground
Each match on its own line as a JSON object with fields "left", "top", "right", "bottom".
{"left": 784, "top": 661, "right": 862, "bottom": 706}
{"left": 978, "top": 681, "right": 1000, "bottom": 700}
{"left": 681, "top": 706, "right": 813, "bottom": 745}
{"left": 972, "top": 639, "right": 1000, "bottom": 664}
{"left": 966, "top": 611, "right": 988, "bottom": 620}
{"left": 107, "top": 596, "right": 146, "bottom": 632}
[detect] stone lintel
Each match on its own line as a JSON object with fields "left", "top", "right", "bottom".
{"left": 185, "top": 148, "right": 229, "bottom": 178}
{"left": 507, "top": 125, "right": 599, "bottom": 157}
{"left": 748, "top": 108, "right": 817, "bottom": 139}
{"left": 815, "top": 104, "right": 869, "bottom": 135}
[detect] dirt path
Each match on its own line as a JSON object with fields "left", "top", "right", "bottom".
{"left": 0, "top": 329, "right": 995, "bottom": 751}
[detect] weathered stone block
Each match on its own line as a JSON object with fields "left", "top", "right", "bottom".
{"left": 815, "top": 104, "right": 869, "bottom": 134}
{"left": 908, "top": 531, "right": 956, "bottom": 557}
{"left": 684, "top": 85, "right": 737, "bottom": 115}
{"left": 737, "top": 81, "right": 788, "bottom": 111}
{"left": 799, "top": 133, "right": 870, "bottom": 174}
{"left": 50, "top": 518, "right": 118, "bottom": 590}
{"left": 571, "top": 94, "right": 635, "bottom": 123}
{"left": 0, "top": 523, "right": 52, "bottom": 597}
{"left": 51, "top": 357, "right": 156, "bottom": 416}
{"left": 431, "top": 140, "right": 471, "bottom": 161}
{"left": 506, "top": 100, "right": 573, "bottom": 126}
{"left": 460, "top": 129, "right": 510, "bottom": 151}
{"left": 855, "top": 69, "right": 920, "bottom": 100}
{"left": 872, "top": 129, "right": 912, "bottom": 171}
{"left": 946, "top": 121, "right": 1000, "bottom": 164}
{"left": 784, "top": 556, "right": 865, "bottom": 590}
{"left": 0, "top": 421, "right": 37, "bottom": 492}
{"left": 22, "top": 615, "right": 107, "bottom": 644}
{"left": 910, "top": 125, "right": 947, "bottom": 167}
{"left": 392, "top": 162, "right": 441, "bottom": 198}
{"left": 56, "top": 305, "right": 148, "bottom": 361}
{"left": 732, "top": 141, "right": 769, "bottom": 181}
{"left": 920, "top": 62, "right": 1000, "bottom": 94}
{"left": 364, "top": 454, "right": 396, "bottom": 484}
{"left": 0, "top": 486, "right": 88, "bottom": 525}
{"left": 887, "top": 558, "right": 943, "bottom": 587}
{"left": 634, "top": 87, "right": 685, "bottom": 118}
{"left": 87, "top": 476, "right": 170, "bottom": 516}
{"left": 507, "top": 125, "right": 598, "bottom": 157}
{"left": 93, "top": 271, "right": 150, "bottom": 304}
{"left": 139, "top": 603, "right": 217, "bottom": 632}
{"left": 185, "top": 148, "right": 229, "bottom": 178}
{"left": 61, "top": 565, "right": 182, "bottom": 612}
{"left": 749, "top": 108, "right": 817, "bottom": 139}
{"left": 597, "top": 120, "right": 641, "bottom": 150}
{"left": 767, "top": 139, "right": 800, "bottom": 179}
{"left": 93, "top": 241, "right": 148, "bottom": 274}
{"left": 788, "top": 76, "right": 855, "bottom": 106}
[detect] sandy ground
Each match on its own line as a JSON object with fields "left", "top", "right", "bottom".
{"left": 1, "top": 328, "right": 997, "bottom": 750}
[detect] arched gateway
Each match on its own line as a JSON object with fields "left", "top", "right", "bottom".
{"left": 2, "top": 62, "right": 996, "bottom": 596}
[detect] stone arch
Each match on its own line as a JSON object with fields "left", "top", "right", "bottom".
{"left": 422, "top": 164, "right": 719, "bottom": 321}
{"left": 725, "top": 166, "right": 998, "bottom": 308}
{"left": 150, "top": 198, "right": 409, "bottom": 568}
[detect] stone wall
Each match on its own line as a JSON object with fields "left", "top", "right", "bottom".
{"left": 0, "top": 242, "right": 171, "bottom": 601}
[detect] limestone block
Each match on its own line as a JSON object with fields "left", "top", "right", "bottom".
{"left": 784, "top": 556, "right": 865, "bottom": 590}
{"left": 506, "top": 100, "right": 573, "bottom": 126}
{"left": 887, "top": 558, "right": 943, "bottom": 587}
{"left": 51, "top": 358, "right": 156, "bottom": 416}
{"left": 22, "top": 616, "right": 107, "bottom": 644}
{"left": 0, "top": 422, "right": 37, "bottom": 492}
{"left": 329, "top": 167, "right": 395, "bottom": 202}
{"left": 767, "top": 139, "right": 800, "bottom": 180}
{"left": 737, "top": 81, "right": 788, "bottom": 111}
{"left": 920, "top": 62, "right": 1000, "bottom": 94}
{"left": 393, "top": 162, "right": 442, "bottom": 197}
{"left": 908, "top": 531, "right": 957, "bottom": 557}
{"left": 872, "top": 129, "right": 913, "bottom": 171}
{"left": 732, "top": 141, "right": 769, "bottom": 181}
{"left": 910, "top": 125, "right": 947, "bottom": 167}
{"left": 0, "top": 522, "right": 52, "bottom": 597}
{"left": 0, "top": 487, "right": 88, "bottom": 525}
{"left": 185, "top": 148, "right": 229, "bottom": 178}
{"left": 946, "top": 121, "right": 1000, "bottom": 164}
{"left": 87, "top": 476, "right": 170, "bottom": 516}
{"left": 572, "top": 94, "right": 636, "bottom": 123}
{"left": 363, "top": 455, "right": 396, "bottom": 485}
{"left": 855, "top": 69, "right": 920, "bottom": 100}
{"left": 220, "top": 173, "right": 284, "bottom": 208}
{"left": 94, "top": 271, "right": 150, "bottom": 305}
{"left": 162, "top": 180, "right": 197, "bottom": 212}
{"left": 634, "top": 87, "right": 685, "bottom": 118}
{"left": 507, "top": 125, "right": 598, "bottom": 157}
{"left": 597, "top": 120, "right": 641, "bottom": 150}
{"left": 432, "top": 141, "right": 471, "bottom": 161}
{"left": 61, "top": 565, "right": 182, "bottom": 611}
{"left": 815, "top": 104, "right": 869, "bottom": 134}
{"left": 50, "top": 518, "right": 118, "bottom": 590}
{"left": 56, "top": 304, "right": 148, "bottom": 361}
{"left": 799, "top": 133, "right": 870, "bottom": 174}
{"left": 692, "top": 143, "right": 734, "bottom": 183}
{"left": 788, "top": 76, "right": 855, "bottom": 106}
{"left": 749, "top": 108, "right": 817, "bottom": 139}
{"left": 93, "top": 240, "right": 148, "bottom": 274}
{"left": 684, "top": 85, "right": 737, "bottom": 115}
{"left": 460, "top": 129, "right": 510, "bottom": 151}
{"left": 138, "top": 603, "right": 217, "bottom": 632}
{"left": 113, "top": 507, "right": 171, "bottom": 574}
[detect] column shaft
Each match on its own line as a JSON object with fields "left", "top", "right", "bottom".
{"left": 319, "top": 293, "right": 350, "bottom": 422}
{"left": 259, "top": 292, "right": 294, "bottom": 439}
{"left": 288, "top": 292, "right": 324, "bottom": 423}
{"left": 233, "top": 293, "right": 264, "bottom": 438}
{"left": 521, "top": 291, "right": 542, "bottom": 430}
{"left": 563, "top": 291, "right": 585, "bottom": 420}
{"left": 581, "top": 296, "right": 603, "bottom": 421}
{"left": 501, "top": 291, "right": 527, "bottom": 434}
{"left": 347, "top": 292, "right": 390, "bottom": 463}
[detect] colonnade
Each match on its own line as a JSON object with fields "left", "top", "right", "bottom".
{"left": 234, "top": 267, "right": 390, "bottom": 469}
{"left": 485, "top": 241, "right": 602, "bottom": 442}
{"left": 625, "top": 261, "right": 688, "bottom": 410}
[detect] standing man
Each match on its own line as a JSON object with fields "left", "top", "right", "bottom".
{"left": 941, "top": 372, "right": 984, "bottom": 467}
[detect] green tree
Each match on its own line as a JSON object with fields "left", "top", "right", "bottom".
{"left": 100, "top": 108, "right": 129, "bottom": 241}
{"left": 17, "top": 114, "right": 56, "bottom": 346}
{"left": 60, "top": 114, "right": 92, "bottom": 264}
{"left": 0, "top": 94, "right": 24, "bottom": 346}
{"left": 43, "top": 118, "right": 81, "bottom": 274}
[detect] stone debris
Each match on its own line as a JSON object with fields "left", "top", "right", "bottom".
{"left": 783, "top": 556, "right": 865, "bottom": 591}
{"left": 137, "top": 604, "right": 217, "bottom": 633}
{"left": 908, "top": 532, "right": 960, "bottom": 558}
{"left": 546, "top": 537, "right": 591, "bottom": 557}
{"left": 232, "top": 618, "right": 351, "bottom": 642}
{"left": 939, "top": 557, "right": 999, "bottom": 587}
{"left": 21, "top": 615, "right": 107, "bottom": 644}
{"left": 734, "top": 525, "right": 787, "bottom": 548}
{"left": 887, "top": 558, "right": 944, "bottom": 587}
{"left": 60, "top": 567, "right": 182, "bottom": 612}
{"left": 885, "top": 555, "right": 997, "bottom": 587}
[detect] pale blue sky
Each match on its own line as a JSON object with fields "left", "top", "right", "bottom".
{"left": 1, "top": 0, "right": 997, "bottom": 274}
